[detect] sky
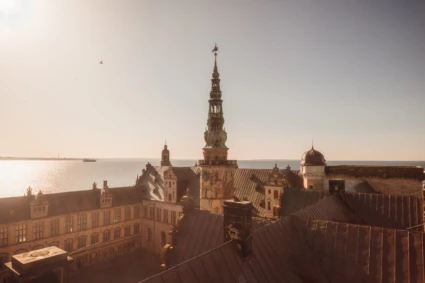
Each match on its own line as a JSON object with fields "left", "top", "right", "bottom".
{"left": 0, "top": 0, "right": 424, "bottom": 161}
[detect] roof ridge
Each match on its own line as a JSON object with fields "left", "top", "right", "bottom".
{"left": 295, "top": 215, "right": 425, "bottom": 234}
{"left": 138, "top": 241, "right": 235, "bottom": 283}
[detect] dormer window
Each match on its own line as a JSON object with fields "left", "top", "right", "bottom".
{"left": 29, "top": 190, "right": 49, "bottom": 219}
{"left": 100, "top": 188, "right": 113, "bottom": 208}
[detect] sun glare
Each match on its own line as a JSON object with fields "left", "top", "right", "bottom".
{"left": 0, "top": 0, "right": 21, "bottom": 13}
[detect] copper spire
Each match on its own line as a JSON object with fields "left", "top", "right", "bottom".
{"left": 203, "top": 43, "right": 227, "bottom": 149}
{"left": 212, "top": 43, "right": 220, "bottom": 80}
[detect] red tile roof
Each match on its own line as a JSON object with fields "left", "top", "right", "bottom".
{"left": 0, "top": 186, "right": 141, "bottom": 224}
{"left": 168, "top": 209, "right": 272, "bottom": 267}
{"left": 294, "top": 217, "right": 425, "bottom": 282}
{"left": 326, "top": 165, "right": 425, "bottom": 180}
{"left": 137, "top": 165, "right": 200, "bottom": 206}
{"left": 281, "top": 187, "right": 329, "bottom": 217}
{"left": 340, "top": 192, "right": 424, "bottom": 231}
{"left": 234, "top": 169, "right": 303, "bottom": 217}
{"left": 141, "top": 192, "right": 425, "bottom": 283}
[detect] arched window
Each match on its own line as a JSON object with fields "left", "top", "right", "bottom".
{"left": 91, "top": 233, "right": 99, "bottom": 245}
{"left": 103, "top": 230, "right": 111, "bottom": 242}
{"left": 160, "top": 231, "right": 166, "bottom": 246}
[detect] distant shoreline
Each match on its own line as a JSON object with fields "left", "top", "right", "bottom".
{"left": 0, "top": 157, "right": 84, "bottom": 161}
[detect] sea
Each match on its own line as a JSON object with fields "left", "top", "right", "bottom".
{"left": 0, "top": 159, "right": 424, "bottom": 198}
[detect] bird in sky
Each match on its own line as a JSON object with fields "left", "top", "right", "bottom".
{"left": 99, "top": 61, "right": 103, "bottom": 64}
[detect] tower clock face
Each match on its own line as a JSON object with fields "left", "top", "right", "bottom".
{"left": 203, "top": 171, "right": 209, "bottom": 181}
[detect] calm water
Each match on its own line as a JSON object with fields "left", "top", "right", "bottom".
{"left": 0, "top": 159, "right": 424, "bottom": 198}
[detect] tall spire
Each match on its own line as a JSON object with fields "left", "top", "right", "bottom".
{"left": 204, "top": 43, "right": 227, "bottom": 149}
{"left": 210, "top": 43, "right": 222, "bottom": 100}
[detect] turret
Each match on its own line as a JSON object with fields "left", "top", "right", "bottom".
{"left": 264, "top": 164, "right": 287, "bottom": 218}
{"left": 300, "top": 143, "right": 326, "bottom": 190}
{"left": 161, "top": 142, "right": 171, "bottom": 166}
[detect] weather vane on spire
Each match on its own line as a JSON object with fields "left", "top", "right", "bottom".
{"left": 212, "top": 43, "right": 219, "bottom": 57}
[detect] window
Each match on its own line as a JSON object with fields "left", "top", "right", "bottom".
{"left": 0, "top": 228, "right": 8, "bottom": 246}
{"left": 77, "top": 214, "right": 87, "bottom": 231}
{"left": 156, "top": 208, "right": 161, "bottom": 221}
{"left": 65, "top": 216, "right": 73, "bottom": 233}
{"left": 50, "top": 219, "right": 59, "bottom": 236}
{"left": 134, "top": 205, "right": 140, "bottom": 219}
{"left": 267, "top": 200, "right": 271, "bottom": 211}
{"left": 114, "top": 209, "right": 121, "bottom": 223}
{"left": 171, "top": 211, "right": 176, "bottom": 225}
{"left": 124, "top": 226, "right": 131, "bottom": 237}
{"left": 134, "top": 224, "right": 140, "bottom": 235}
{"left": 77, "top": 236, "right": 87, "bottom": 249}
{"left": 91, "top": 233, "right": 99, "bottom": 245}
{"left": 104, "top": 210, "right": 110, "bottom": 225}
{"left": 163, "top": 209, "right": 169, "bottom": 223}
{"left": 273, "top": 190, "right": 279, "bottom": 199}
{"left": 168, "top": 194, "right": 172, "bottom": 201}
{"left": 124, "top": 207, "right": 130, "bottom": 221}
{"left": 268, "top": 190, "right": 271, "bottom": 195}
{"left": 34, "top": 222, "right": 43, "bottom": 240}
{"left": 143, "top": 206, "right": 148, "bottom": 218}
{"left": 149, "top": 207, "right": 154, "bottom": 219}
{"left": 103, "top": 230, "right": 110, "bottom": 242}
{"left": 114, "top": 228, "right": 121, "bottom": 240}
{"left": 147, "top": 228, "right": 152, "bottom": 242}
{"left": 64, "top": 238, "right": 73, "bottom": 252}
{"left": 92, "top": 212, "right": 99, "bottom": 228}
{"left": 15, "top": 224, "right": 26, "bottom": 243}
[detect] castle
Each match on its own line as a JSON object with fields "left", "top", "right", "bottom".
{"left": 0, "top": 45, "right": 424, "bottom": 282}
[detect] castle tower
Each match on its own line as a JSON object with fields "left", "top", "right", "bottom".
{"left": 199, "top": 44, "right": 238, "bottom": 214}
{"left": 161, "top": 142, "right": 171, "bottom": 166}
{"left": 300, "top": 144, "right": 326, "bottom": 190}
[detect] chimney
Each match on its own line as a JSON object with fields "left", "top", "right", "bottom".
{"left": 223, "top": 199, "right": 252, "bottom": 257}
{"left": 103, "top": 180, "right": 108, "bottom": 189}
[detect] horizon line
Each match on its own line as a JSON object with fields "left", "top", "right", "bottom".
{"left": 1, "top": 156, "right": 424, "bottom": 162}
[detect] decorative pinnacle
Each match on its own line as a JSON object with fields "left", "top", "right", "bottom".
{"left": 212, "top": 43, "right": 218, "bottom": 57}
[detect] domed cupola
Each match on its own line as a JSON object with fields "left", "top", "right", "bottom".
{"left": 301, "top": 146, "right": 326, "bottom": 166}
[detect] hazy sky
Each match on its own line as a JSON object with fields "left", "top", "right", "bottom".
{"left": 0, "top": 0, "right": 424, "bottom": 161}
